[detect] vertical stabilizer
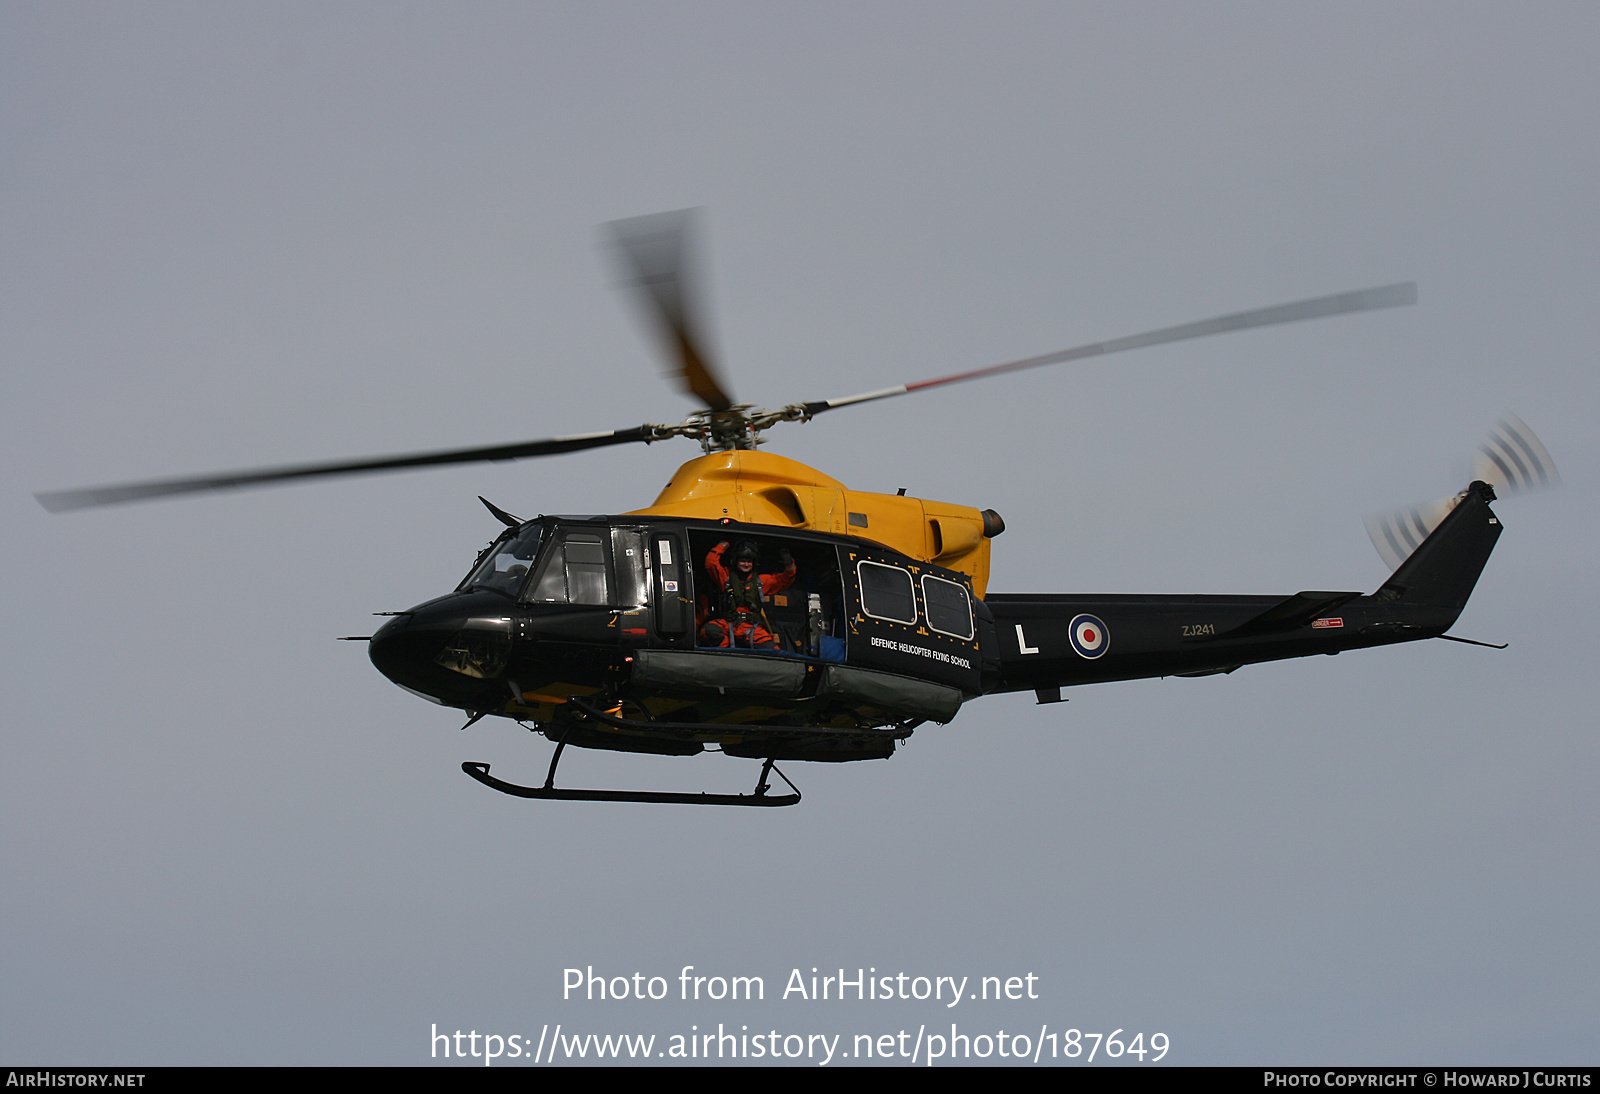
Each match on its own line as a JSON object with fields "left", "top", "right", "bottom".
{"left": 1374, "top": 481, "right": 1502, "bottom": 613}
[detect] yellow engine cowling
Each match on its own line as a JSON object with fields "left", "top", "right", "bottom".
{"left": 628, "top": 451, "right": 997, "bottom": 596}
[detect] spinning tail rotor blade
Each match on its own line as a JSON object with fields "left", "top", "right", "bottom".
{"left": 35, "top": 426, "right": 660, "bottom": 512}
{"left": 800, "top": 283, "right": 1417, "bottom": 415}
{"left": 1365, "top": 415, "right": 1558, "bottom": 572}
{"left": 1365, "top": 498, "right": 1461, "bottom": 573}
{"left": 1473, "top": 413, "right": 1559, "bottom": 495}
{"left": 606, "top": 208, "right": 735, "bottom": 412}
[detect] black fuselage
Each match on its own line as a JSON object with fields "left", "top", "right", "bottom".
{"left": 369, "top": 483, "right": 1503, "bottom": 760}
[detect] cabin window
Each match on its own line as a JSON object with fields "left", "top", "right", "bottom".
{"left": 527, "top": 531, "right": 610, "bottom": 606}
{"left": 857, "top": 561, "right": 917, "bottom": 625}
{"left": 921, "top": 575, "right": 974, "bottom": 640}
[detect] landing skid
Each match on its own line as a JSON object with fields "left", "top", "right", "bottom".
{"left": 461, "top": 757, "right": 800, "bottom": 806}
{"left": 464, "top": 707, "right": 802, "bottom": 807}
{"left": 458, "top": 696, "right": 919, "bottom": 806}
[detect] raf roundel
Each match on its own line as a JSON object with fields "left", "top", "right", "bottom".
{"left": 1069, "top": 613, "right": 1110, "bottom": 659}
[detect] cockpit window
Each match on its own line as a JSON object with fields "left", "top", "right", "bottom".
{"left": 461, "top": 524, "right": 544, "bottom": 596}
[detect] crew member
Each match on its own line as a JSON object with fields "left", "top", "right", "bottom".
{"left": 700, "top": 540, "right": 796, "bottom": 650}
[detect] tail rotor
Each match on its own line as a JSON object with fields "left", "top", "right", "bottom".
{"left": 1365, "top": 415, "right": 1558, "bottom": 572}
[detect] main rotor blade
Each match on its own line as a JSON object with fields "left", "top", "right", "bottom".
{"left": 801, "top": 282, "right": 1418, "bottom": 415}
{"left": 606, "top": 209, "right": 735, "bottom": 412}
{"left": 35, "top": 426, "right": 658, "bottom": 512}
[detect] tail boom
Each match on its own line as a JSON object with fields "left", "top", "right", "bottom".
{"left": 984, "top": 482, "right": 1503, "bottom": 696}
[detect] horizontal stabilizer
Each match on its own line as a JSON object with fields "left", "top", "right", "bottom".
{"left": 1224, "top": 590, "right": 1360, "bottom": 638}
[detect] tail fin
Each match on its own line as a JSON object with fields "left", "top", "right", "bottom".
{"left": 1374, "top": 481, "right": 1502, "bottom": 612}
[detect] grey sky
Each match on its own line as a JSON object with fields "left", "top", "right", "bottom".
{"left": 3, "top": 3, "right": 1596, "bottom": 1065}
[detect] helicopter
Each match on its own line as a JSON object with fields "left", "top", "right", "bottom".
{"left": 35, "top": 210, "right": 1557, "bottom": 808}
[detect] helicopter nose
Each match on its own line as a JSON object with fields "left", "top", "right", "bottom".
{"left": 367, "top": 611, "right": 443, "bottom": 693}
{"left": 368, "top": 595, "right": 512, "bottom": 709}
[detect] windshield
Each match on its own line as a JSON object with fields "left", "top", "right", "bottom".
{"left": 461, "top": 524, "right": 545, "bottom": 596}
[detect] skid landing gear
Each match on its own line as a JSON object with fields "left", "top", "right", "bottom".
{"left": 459, "top": 694, "right": 918, "bottom": 806}
{"left": 462, "top": 722, "right": 801, "bottom": 807}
